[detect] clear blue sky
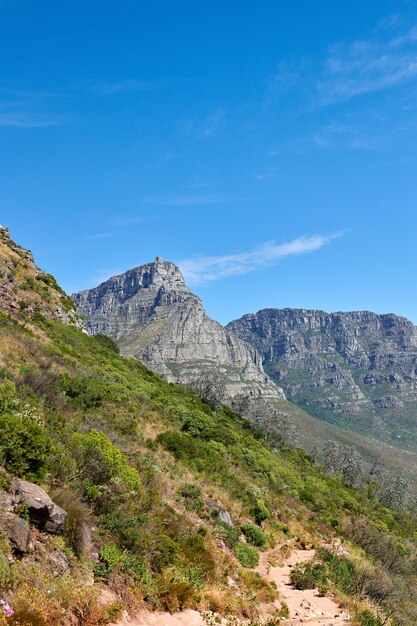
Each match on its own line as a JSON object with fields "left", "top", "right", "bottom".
{"left": 2, "top": 0, "right": 417, "bottom": 324}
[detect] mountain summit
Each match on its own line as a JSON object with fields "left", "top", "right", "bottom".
{"left": 73, "top": 259, "right": 284, "bottom": 400}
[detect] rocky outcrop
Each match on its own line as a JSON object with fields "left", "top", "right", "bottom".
{"left": 3, "top": 513, "right": 30, "bottom": 552}
{"left": 227, "top": 309, "right": 417, "bottom": 449}
{"left": 73, "top": 258, "right": 284, "bottom": 400}
{"left": 11, "top": 478, "right": 67, "bottom": 534}
{"left": 0, "top": 225, "right": 84, "bottom": 328}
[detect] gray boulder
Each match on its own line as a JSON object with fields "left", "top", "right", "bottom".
{"left": 11, "top": 478, "right": 67, "bottom": 534}
{"left": 2, "top": 513, "right": 30, "bottom": 552}
{"left": 206, "top": 499, "right": 233, "bottom": 527}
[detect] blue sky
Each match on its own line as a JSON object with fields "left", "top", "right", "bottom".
{"left": 2, "top": 0, "right": 417, "bottom": 324}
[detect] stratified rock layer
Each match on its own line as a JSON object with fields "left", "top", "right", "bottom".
{"left": 227, "top": 309, "right": 417, "bottom": 448}
{"left": 73, "top": 258, "right": 283, "bottom": 400}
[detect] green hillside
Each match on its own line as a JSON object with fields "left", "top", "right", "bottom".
{"left": 1, "top": 233, "right": 417, "bottom": 626}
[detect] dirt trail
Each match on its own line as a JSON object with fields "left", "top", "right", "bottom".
{"left": 112, "top": 547, "right": 350, "bottom": 626}
{"left": 256, "top": 549, "right": 350, "bottom": 625}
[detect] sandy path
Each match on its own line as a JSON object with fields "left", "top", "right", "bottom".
{"left": 112, "top": 608, "right": 206, "bottom": 626}
{"left": 112, "top": 547, "right": 350, "bottom": 626}
{"left": 256, "top": 549, "right": 350, "bottom": 625}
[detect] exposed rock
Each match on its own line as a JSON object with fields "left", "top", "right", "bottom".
{"left": 205, "top": 499, "right": 233, "bottom": 527}
{"left": 11, "top": 478, "right": 67, "bottom": 534}
{"left": 2, "top": 513, "right": 30, "bottom": 552}
{"left": 227, "top": 308, "right": 417, "bottom": 449}
{"left": 73, "top": 258, "right": 284, "bottom": 400}
{"left": 0, "top": 492, "right": 14, "bottom": 513}
{"left": 48, "top": 550, "right": 70, "bottom": 575}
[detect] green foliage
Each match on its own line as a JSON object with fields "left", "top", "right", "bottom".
{"left": 179, "top": 483, "right": 204, "bottom": 513}
{"left": 0, "top": 379, "right": 18, "bottom": 413}
{"left": 0, "top": 413, "right": 52, "bottom": 480}
{"left": 241, "top": 523, "right": 267, "bottom": 547}
{"left": 94, "top": 333, "right": 120, "bottom": 354}
{"left": 354, "top": 609, "right": 383, "bottom": 626}
{"left": 70, "top": 430, "right": 141, "bottom": 491}
{"left": 181, "top": 411, "right": 217, "bottom": 439}
{"left": 252, "top": 500, "right": 271, "bottom": 525}
{"left": 290, "top": 562, "right": 328, "bottom": 592}
{"left": 234, "top": 543, "right": 259, "bottom": 568}
{"left": 179, "top": 483, "right": 202, "bottom": 499}
{"left": 318, "top": 548, "right": 361, "bottom": 596}
{"left": 60, "top": 374, "right": 107, "bottom": 409}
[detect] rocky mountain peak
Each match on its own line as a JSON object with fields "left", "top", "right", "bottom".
{"left": 73, "top": 260, "right": 284, "bottom": 400}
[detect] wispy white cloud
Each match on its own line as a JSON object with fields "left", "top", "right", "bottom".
{"left": 96, "top": 79, "right": 156, "bottom": 95}
{"left": 178, "top": 233, "right": 342, "bottom": 285}
{"left": 312, "top": 122, "right": 380, "bottom": 151}
{"left": 318, "top": 24, "right": 417, "bottom": 104}
{"left": 180, "top": 108, "right": 226, "bottom": 140}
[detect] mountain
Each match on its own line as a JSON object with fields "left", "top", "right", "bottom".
{"left": 2, "top": 228, "right": 417, "bottom": 625}
{"left": 227, "top": 308, "right": 417, "bottom": 450}
{"left": 72, "top": 258, "right": 284, "bottom": 400}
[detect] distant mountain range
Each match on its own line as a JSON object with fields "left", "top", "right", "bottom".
{"left": 228, "top": 308, "right": 417, "bottom": 450}
{"left": 73, "top": 258, "right": 417, "bottom": 456}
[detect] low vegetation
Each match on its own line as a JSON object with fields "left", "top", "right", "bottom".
{"left": 0, "top": 304, "right": 417, "bottom": 624}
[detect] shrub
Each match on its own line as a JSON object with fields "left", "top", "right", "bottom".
{"left": 179, "top": 483, "right": 202, "bottom": 499}
{"left": 241, "top": 523, "right": 267, "bottom": 547}
{"left": 234, "top": 543, "right": 259, "bottom": 568}
{"left": 71, "top": 430, "right": 141, "bottom": 491}
{"left": 181, "top": 412, "right": 217, "bottom": 439}
{"left": 290, "top": 562, "right": 328, "bottom": 592}
{"left": 60, "top": 375, "right": 106, "bottom": 409}
{"left": 252, "top": 501, "right": 271, "bottom": 525}
{"left": 94, "top": 333, "right": 120, "bottom": 354}
{"left": 0, "top": 413, "right": 52, "bottom": 480}
{"left": 354, "top": 609, "right": 384, "bottom": 626}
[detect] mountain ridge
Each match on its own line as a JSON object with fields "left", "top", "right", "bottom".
{"left": 227, "top": 307, "right": 417, "bottom": 450}
{"left": 73, "top": 257, "right": 284, "bottom": 400}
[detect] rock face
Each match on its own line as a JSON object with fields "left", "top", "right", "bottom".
{"left": 11, "top": 478, "right": 67, "bottom": 534}
{"left": 2, "top": 513, "right": 30, "bottom": 552}
{"left": 227, "top": 309, "right": 417, "bottom": 449}
{"left": 73, "top": 258, "right": 283, "bottom": 400}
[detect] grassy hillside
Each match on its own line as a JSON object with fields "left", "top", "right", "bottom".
{"left": 1, "top": 232, "right": 417, "bottom": 625}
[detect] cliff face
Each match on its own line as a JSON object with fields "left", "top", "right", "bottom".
{"left": 73, "top": 259, "right": 284, "bottom": 400}
{"left": 227, "top": 308, "right": 417, "bottom": 448}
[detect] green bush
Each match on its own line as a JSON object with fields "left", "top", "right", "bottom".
{"left": 317, "top": 548, "right": 360, "bottom": 596}
{"left": 94, "top": 333, "right": 120, "bottom": 354}
{"left": 290, "top": 562, "right": 328, "bottom": 592}
{"left": 179, "top": 483, "right": 202, "bottom": 499}
{"left": 181, "top": 411, "right": 217, "bottom": 439}
{"left": 354, "top": 609, "right": 383, "bottom": 626}
{"left": 241, "top": 523, "right": 267, "bottom": 547}
{"left": 60, "top": 374, "right": 107, "bottom": 409}
{"left": 71, "top": 430, "right": 141, "bottom": 491}
{"left": 0, "top": 413, "right": 52, "bottom": 480}
{"left": 252, "top": 500, "right": 271, "bottom": 525}
{"left": 234, "top": 543, "right": 259, "bottom": 568}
